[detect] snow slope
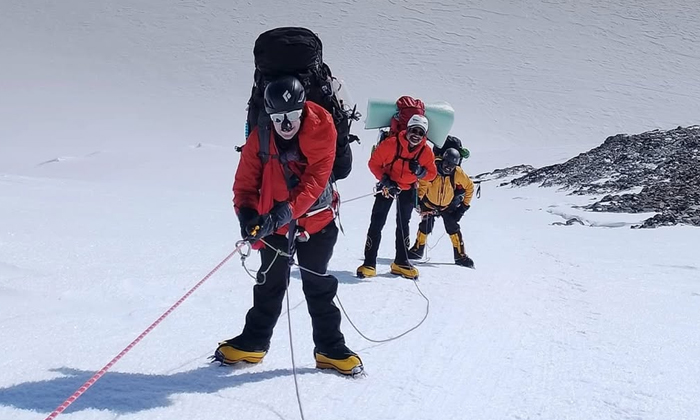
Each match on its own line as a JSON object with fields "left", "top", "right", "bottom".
{"left": 2, "top": 0, "right": 700, "bottom": 171}
{"left": 1, "top": 1, "right": 699, "bottom": 419}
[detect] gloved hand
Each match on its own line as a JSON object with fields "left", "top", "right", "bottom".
{"left": 448, "top": 188, "right": 467, "bottom": 210}
{"left": 376, "top": 174, "right": 400, "bottom": 198}
{"left": 452, "top": 203, "right": 470, "bottom": 221}
{"left": 269, "top": 201, "right": 293, "bottom": 228}
{"left": 409, "top": 160, "right": 427, "bottom": 179}
{"left": 245, "top": 213, "right": 275, "bottom": 242}
{"left": 245, "top": 202, "right": 293, "bottom": 242}
{"left": 237, "top": 207, "right": 259, "bottom": 240}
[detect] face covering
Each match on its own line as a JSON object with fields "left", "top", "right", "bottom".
{"left": 406, "top": 126, "right": 426, "bottom": 146}
{"left": 271, "top": 111, "right": 302, "bottom": 140}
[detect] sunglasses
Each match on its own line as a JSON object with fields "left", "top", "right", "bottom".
{"left": 270, "top": 109, "right": 303, "bottom": 124}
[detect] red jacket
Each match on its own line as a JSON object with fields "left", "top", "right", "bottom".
{"left": 233, "top": 101, "right": 336, "bottom": 238}
{"left": 368, "top": 131, "right": 437, "bottom": 190}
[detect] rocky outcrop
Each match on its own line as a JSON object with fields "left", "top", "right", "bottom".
{"left": 507, "top": 125, "right": 700, "bottom": 228}
{"left": 474, "top": 165, "right": 535, "bottom": 182}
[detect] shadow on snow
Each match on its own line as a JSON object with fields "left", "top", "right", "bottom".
{"left": 0, "top": 365, "right": 317, "bottom": 415}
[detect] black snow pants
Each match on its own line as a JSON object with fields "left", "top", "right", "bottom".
{"left": 362, "top": 187, "right": 416, "bottom": 267}
{"left": 419, "top": 208, "right": 462, "bottom": 236}
{"left": 237, "top": 221, "right": 345, "bottom": 353}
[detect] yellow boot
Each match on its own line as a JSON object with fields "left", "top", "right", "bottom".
{"left": 407, "top": 231, "right": 427, "bottom": 259}
{"left": 356, "top": 265, "right": 377, "bottom": 278}
{"left": 212, "top": 340, "right": 267, "bottom": 365}
{"left": 390, "top": 262, "right": 419, "bottom": 279}
{"left": 315, "top": 349, "right": 364, "bottom": 376}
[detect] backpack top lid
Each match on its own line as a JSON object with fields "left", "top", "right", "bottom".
{"left": 390, "top": 95, "right": 426, "bottom": 134}
{"left": 254, "top": 27, "right": 323, "bottom": 76}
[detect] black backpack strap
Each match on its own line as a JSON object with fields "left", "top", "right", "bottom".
{"left": 257, "top": 122, "right": 272, "bottom": 165}
{"left": 256, "top": 109, "right": 278, "bottom": 165}
{"left": 384, "top": 136, "right": 402, "bottom": 171}
{"left": 416, "top": 143, "right": 425, "bottom": 161}
{"left": 388, "top": 136, "right": 426, "bottom": 171}
{"left": 258, "top": 122, "right": 296, "bottom": 191}
{"left": 258, "top": 126, "right": 304, "bottom": 213}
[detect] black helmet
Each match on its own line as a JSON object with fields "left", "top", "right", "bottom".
{"left": 440, "top": 148, "right": 461, "bottom": 174}
{"left": 263, "top": 76, "right": 306, "bottom": 114}
{"left": 442, "top": 148, "right": 461, "bottom": 166}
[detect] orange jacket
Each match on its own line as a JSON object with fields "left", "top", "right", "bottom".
{"left": 368, "top": 131, "right": 437, "bottom": 190}
{"left": 233, "top": 101, "right": 336, "bottom": 237}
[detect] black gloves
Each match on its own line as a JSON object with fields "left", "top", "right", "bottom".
{"left": 269, "top": 201, "right": 293, "bottom": 230}
{"left": 377, "top": 174, "right": 400, "bottom": 198}
{"left": 448, "top": 188, "right": 467, "bottom": 211}
{"left": 409, "top": 160, "right": 427, "bottom": 179}
{"left": 453, "top": 190, "right": 467, "bottom": 205}
{"left": 453, "top": 203, "right": 470, "bottom": 221}
{"left": 237, "top": 207, "right": 259, "bottom": 240}
{"left": 239, "top": 202, "right": 293, "bottom": 242}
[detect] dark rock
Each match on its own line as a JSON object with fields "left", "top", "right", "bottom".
{"left": 552, "top": 217, "right": 585, "bottom": 226}
{"left": 508, "top": 125, "right": 700, "bottom": 228}
{"left": 474, "top": 165, "right": 535, "bottom": 183}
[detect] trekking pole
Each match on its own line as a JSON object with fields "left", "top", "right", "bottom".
{"left": 43, "top": 241, "right": 250, "bottom": 420}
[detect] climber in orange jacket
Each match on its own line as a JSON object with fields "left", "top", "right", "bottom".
{"left": 357, "top": 114, "right": 437, "bottom": 280}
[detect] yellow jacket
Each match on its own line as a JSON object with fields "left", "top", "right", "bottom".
{"left": 417, "top": 161, "right": 474, "bottom": 211}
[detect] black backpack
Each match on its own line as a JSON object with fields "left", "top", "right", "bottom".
{"left": 244, "top": 27, "right": 359, "bottom": 181}
{"left": 433, "top": 135, "right": 470, "bottom": 165}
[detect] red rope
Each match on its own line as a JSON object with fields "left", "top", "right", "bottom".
{"left": 44, "top": 245, "right": 245, "bottom": 420}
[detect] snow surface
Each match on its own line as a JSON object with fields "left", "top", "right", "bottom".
{"left": 1, "top": 1, "right": 699, "bottom": 419}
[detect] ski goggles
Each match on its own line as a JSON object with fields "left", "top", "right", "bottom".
{"left": 270, "top": 109, "right": 303, "bottom": 124}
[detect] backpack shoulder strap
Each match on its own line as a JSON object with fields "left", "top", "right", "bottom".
{"left": 390, "top": 135, "right": 426, "bottom": 168}
{"left": 258, "top": 125, "right": 300, "bottom": 191}
{"left": 387, "top": 135, "right": 402, "bottom": 167}
{"left": 416, "top": 142, "right": 426, "bottom": 161}
{"left": 256, "top": 110, "right": 278, "bottom": 165}
{"left": 257, "top": 122, "right": 272, "bottom": 165}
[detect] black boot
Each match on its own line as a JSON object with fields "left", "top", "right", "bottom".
{"left": 407, "top": 231, "right": 427, "bottom": 259}
{"left": 455, "top": 255, "right": 475, "bottom": 268}
{"left": 450, "top": 232, "right": 474, "bottom": 268}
